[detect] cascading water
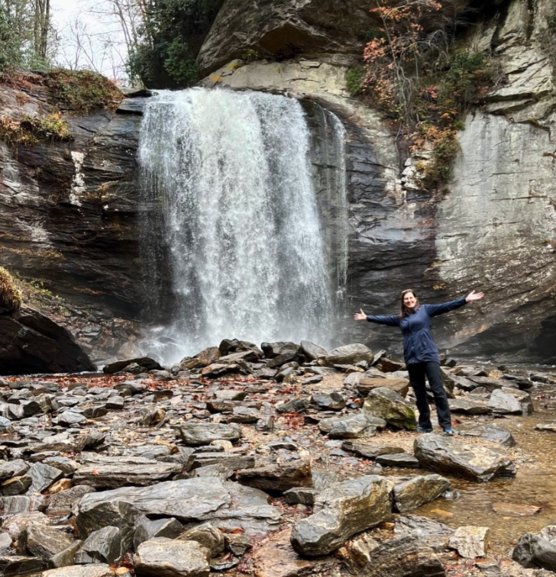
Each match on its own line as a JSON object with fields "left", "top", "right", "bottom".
{"left": 138, "top": 88, "right": 345, "bottom": 365}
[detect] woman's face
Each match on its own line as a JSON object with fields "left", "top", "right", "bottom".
{"left": 403, "top": 291, "right": 417, "bottom": 310}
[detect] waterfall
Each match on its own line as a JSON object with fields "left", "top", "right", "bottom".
{"left": 138, "top": 88, "right": 345, "bottom": 365}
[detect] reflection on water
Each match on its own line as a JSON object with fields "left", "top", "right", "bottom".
{"left": 418, "top": 385, "right": 556, "bottom": 555}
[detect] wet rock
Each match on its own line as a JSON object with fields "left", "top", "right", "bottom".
{"left": 375, "top": 453, "right": 420, "bottom": 468}
{"left": 488, "top": 388, "right": 529, "bottom": 414}
{"left": 0, "top": 476, "right": 32, "bottom": 496}
{"left": 299, "top": 340, "right": 328, "bottom": 361}
{"left": 74, "top": 454, "right": 182, "bottom": 489}
{"left": 134, "top": 537, "right": 210, "bottom": 577}
{"left": 318, "top": 343, "right": 373, "bottom": 366}
{"left": 318, "top": 413, "right": 384, "bottom": 439}
{"left": 414, "top": 434, "right": 516, "bottom": 482}
{"left": 535, "top": 422, "right": 556, "bottom": 432}
{"left": 448, "top": 397, "right": 492, "bottom": 414}
{"left": 27, "top": 462, "right": 64, "bottom": 492}
{"left": 55, "top": 410, "right": 88, "bottom": 426}
{"left": 290, "top": 475, "right": 392, "bottom": 556}
{"left": 24, "top": 522, "right": 76, "bottom": 561}
{"left": 455, "top": 424, "right": 516, "bottom": 447}
{"left": 177, "top": 422, "right": 242, "bottom": 446}
{"left": 229, "top": 406, "right": 260, "bottom": 423}
{"left": 512, "top": 525, "right": 556, "bottom": 571}
{"left": 283, "top": 487, "right": 317, "bottom": 506}
{"left": 345, "top": 535, "right": 446, "bottom": 576}
{"left": 76, "top": 478, "right": 280, "bottom": 539}
{"left": 492, "top": 502, "right": 541, "bottom": 516}
{"left": 276, "top": 397, "right": 310, "bottom": 413}
{"left": 0, "top": 307, "right": 95, "bottom": 375}
{"left": 46, "top": 485, "right": 95, "bottom": 518}
{"left": 134, "top": 517, "right": 184, "bottom": 549}
{"left": 354, "top": 376, "right": 410, "bottom": 398}
{"left": 190, "top": 452, "right": 255, "bottom": 471}
{"left": 178, "top": 523, "right": 225, "bottom": 557}
{"left": 394, "top": 515, "right": 454, "bottom": 551}
{"left": 392, "top": 475, "right": 451, "bottom": 513}
{"left": 448, "top": 525, "right": 489, "bottom": 558}
{"left": 0, "top": 495, "right": 45, "bottom": 515}
{"left": 0, "top": 459, "right": 29, "bottom": 481}
{"left": 74, "top": 525, "right": 128, "bottom": 564}
{"left": 235, "top": 458, "right": 312, "bottom": 492}
{"left": 363, "top": 387, "right": 417, "bottom": 430}
{"left": 0, "top": 554, "right": 48, "bottom": 576}
{"left": 103, "top": 357, "right": 162, "bottom": 374}
{"left": 42, "top": 564, "right": 116, "bottom": 577}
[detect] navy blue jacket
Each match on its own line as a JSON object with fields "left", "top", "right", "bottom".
{"left": 366, "top": 297, "right": 467, "bottom": 365}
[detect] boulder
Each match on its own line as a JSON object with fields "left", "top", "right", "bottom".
{"left": 235, "top": 458, "right": 312, "bottom": 493}
{"left": 318, "top": 413, "right": 384, "bottom": 439}
{"left": 0, "top": 307, "right": 95, "bottom": 375}
{"left": 318, "top": 343, "right": 373, "bottom": 366}
{"left": 363, "top": 387, "right": 417, "bottom": 430}
{"left": 512, "top": 525, "right": 556, "bottom": 571}
{"left": 134, "top": 537, "right": 210, "bottom": 577}
{"left": 414, "top": 434, "right": 516, "bottom": 482}
{"left": 76, "top": 478, "right": 280, "bottom": 540}
{"left": 290, "top": 475, "right": 392, "bottom": 556}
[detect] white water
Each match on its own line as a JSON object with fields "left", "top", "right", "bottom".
{"left": 138, "top": 88, "right": 343, "bottom": 365}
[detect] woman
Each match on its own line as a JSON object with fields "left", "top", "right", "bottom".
{"left": 354, "top": 289, "right": 484, "bottom": 435}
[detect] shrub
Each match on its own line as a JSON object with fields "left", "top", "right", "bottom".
{"left": 361, "top": 1, "right": 498, "bottom": 190}
{"left": 0, "top": 267, "right": 22, "bottom": 313}
{"left": 346, "top": 67, "right": 364, "bottom": 96}
{"left": 46, "top": 69, "right": 123, "bottom": 113}
{"left": 0, "top": 111, "right": 72, "bottom": 146}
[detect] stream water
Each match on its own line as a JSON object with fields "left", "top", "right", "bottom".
{"left": 419, "top": 382, "right": 556, "bottom": 555}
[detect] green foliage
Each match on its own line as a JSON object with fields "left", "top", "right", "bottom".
{"left": 0, "top": 266, "right": 22, "bottom": 313}
{"left": 361, "top": 1, "right": 498, "bottom": 190}
{"left": 0, "top": 7, "right": 23, "bottom": 71}
{"left": 346, "top": 67, "right": 364, "bottom": 96}
{"left": 162, "top": 37, "right": 199, "bottom": 86}
{"left": 46, "top": 69, "right": 123, "bottom": 113}
{"left": 128, "top": 0, "right": 224, "bottom": 88}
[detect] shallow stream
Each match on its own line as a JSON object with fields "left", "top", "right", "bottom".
{"left": 418, "top": 382, "right": 556, "bottom": 555}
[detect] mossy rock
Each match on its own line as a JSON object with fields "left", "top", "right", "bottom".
{"left": 0, "top": 267, "right": 22, "bottom": 313}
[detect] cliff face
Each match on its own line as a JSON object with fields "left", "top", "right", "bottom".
{"left": 0, "top": 0, "right": 554, "bottom": 364}
{"left": 197, "top": 0, "right": 556, "bottom": 363}
{"left": 0, "top": 74, "right": 146, "bottom": 361}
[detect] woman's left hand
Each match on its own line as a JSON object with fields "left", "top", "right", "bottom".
{"left": 354, "top": 308, "right": 367, "bottom": 321}
{"left": 465, "top": 290, "right": 485, "bottom": 302}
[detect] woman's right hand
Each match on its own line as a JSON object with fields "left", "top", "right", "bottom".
{"left": 353, "top": 308, "right": 367, "bottom": 321}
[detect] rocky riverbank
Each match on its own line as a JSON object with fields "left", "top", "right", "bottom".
{"left": 0, "top": 339, "right": 555, "bottom": 577}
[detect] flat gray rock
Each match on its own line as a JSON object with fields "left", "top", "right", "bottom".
{"left": 134, "top": 537, "right": 210, "bottom": 577}
{"left": 414, "top": 434, "right": 516, "bottom": 482}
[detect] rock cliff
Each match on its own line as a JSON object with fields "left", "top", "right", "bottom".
{"left": 0, "top": 0, "right": 554, "bottom": 365}
{"left": 198, "top": 0, "right": 556, "bottom": 363}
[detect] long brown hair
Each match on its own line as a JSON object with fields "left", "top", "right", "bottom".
{"left": 400, "top": 289, "right": 419, "bottom": 318}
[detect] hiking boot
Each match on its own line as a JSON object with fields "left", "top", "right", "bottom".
{"left": 416, "top": 426, "right": 433, "bottom": 433}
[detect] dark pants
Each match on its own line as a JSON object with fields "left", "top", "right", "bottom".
{"left": 407, "top": 361, "right": 451, "bottom": 430}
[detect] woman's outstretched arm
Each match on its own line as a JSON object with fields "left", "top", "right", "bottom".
{"left": 426, "top": 290, "right": 485, "bottom": 317}
{"left": 354, "top": 308, "right": 400, "bottom": 326}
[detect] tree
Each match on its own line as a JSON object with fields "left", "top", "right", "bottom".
{"left": 126, "top": 0, "right": 224, "bottom": 88}
{"left": 0, "top": 0, "right": 54, "bottom": 70}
